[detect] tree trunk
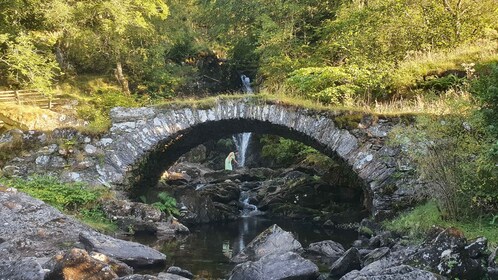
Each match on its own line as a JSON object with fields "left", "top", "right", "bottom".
{"left": 114, "top": 61, "right": 131, "bottom": 95}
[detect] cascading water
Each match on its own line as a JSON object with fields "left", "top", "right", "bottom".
{"left": 239, "top": 190, "right": 261, "bottom": 217}
{"left": 232, "top": 133, "right": 251, "bottom": 167}
{"left": 232, "top": 75, "right": 254, "bottom": 167}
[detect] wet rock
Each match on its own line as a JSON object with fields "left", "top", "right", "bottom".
{"left": 166, "top": 266, "right": 194, "bottom": 279}
{"left": 79, "top": 232, "right": 167, "bottom": 268}
{"left": 43, "top": 248, "right": 119, "bottom": 280}
{"left": 229, "top": 252, "right": 319, "bottom": 280}
{"left": 329, "top": 247, "right": 361, "bottom": 278}
{"left": 231, "top": 224, "right": 303, "bottom": 263}
{"left": 305, "top": 240, "right": 345, "bottom": 265}
{"left": 0, "top": 258, "right": 46, "bottom": 280}
{"left": 341, "top": 264, "right": 443, "bottom": 280}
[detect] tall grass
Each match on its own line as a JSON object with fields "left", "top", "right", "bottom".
{"left": 385, "top": 201, "right": 498, "bottom": 246}
{"left": 392, "top": 39, "right": 498, "bottom": 90}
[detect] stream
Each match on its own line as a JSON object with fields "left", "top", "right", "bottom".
{"left": 132, "top": 216, "right": 357, "bottom": 279}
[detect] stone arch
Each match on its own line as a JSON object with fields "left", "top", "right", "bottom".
{"left": 96, "top": 98, "right": 415, "bottom": 220}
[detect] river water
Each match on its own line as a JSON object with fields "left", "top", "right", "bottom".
{"left": 133, "top": 216, "right": 357, "bottom": 279}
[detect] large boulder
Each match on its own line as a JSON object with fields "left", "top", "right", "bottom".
{"left": 231, "top": 224, "right": 303, "bottom": 263}
{"left": 0, "top": 189, "right": 92, "bottom": 259}
{"left": 229, "top": 252, "right": 319, "bottom": 280}
{"left": 409, "top": 227, "right": 487, "bottom": 280}
{"left": 79, "top": 232, "right": 166, "bottom": 268}
{"left": 329, "top": 248, "right": 361, "bottom": 278}
{"left": 43, "top": 248, "right": 121, "bottom": 280}
{"left": 305, "top": 240, "right": 345, "bottom": 265}
{"left": 0, "top": 258, "right": 46, "bottom": 280}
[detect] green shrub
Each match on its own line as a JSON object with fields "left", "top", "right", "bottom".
{"left": 389, "top": 105, "right": 498, "bottom": 219}
{"left": 152, "top": 192, "right": 180, "bottom": 216}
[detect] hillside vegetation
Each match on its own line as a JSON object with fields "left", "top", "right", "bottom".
{"left": 1, "top": 0, "right": 497, "bottom": 237}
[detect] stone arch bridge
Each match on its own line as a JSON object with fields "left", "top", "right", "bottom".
{"left": 2, "top": 97, "right": 420, "bottom": 220}
{"left": 91, "top": 97, "right": 418, "bottom": 220}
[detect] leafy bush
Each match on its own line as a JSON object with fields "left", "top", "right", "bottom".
{"left": 152, "top": 192, "right": 180, "bottom": 216}
{"left": 260, "top": 135, "right": 332, "bottom": 168}
{"left": 286, "top": 65, "right": 388, "bottom": 105}
{"left": 389, "top": 107, "right": 498, "bottom": 219}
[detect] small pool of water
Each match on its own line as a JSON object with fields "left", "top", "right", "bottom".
{"left": 133, "top": 217, "right": 357, "bottom": 279}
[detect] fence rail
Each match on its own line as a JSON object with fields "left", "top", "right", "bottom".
{"left": 0, "top": 90, "right": 68, "bottom": 128}
{"left": 0, "top": 89, "right": 65, "bottom": 110}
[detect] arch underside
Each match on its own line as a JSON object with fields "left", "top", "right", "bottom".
{"left": 127, "top": 118, "right": 371, "bottom": 207}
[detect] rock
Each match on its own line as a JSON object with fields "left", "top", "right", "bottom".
{"left": 436, "top": 248, "right": 484, "bottom": 279}
{"left": 43, "top": 248, "right": 119, "bottom": 280}
{"left": 329, "top": 247, "right": 361, "bottom": 278}
{"left": 306, "top": 240, "right": 345, "bottom": 265}
{"left": 117, "top": 275, "right": 158, "bottom": 280}
{"left": 363, "top": 247, "right": 390, "bottom": 266}
{"left": 157, "top": 272, "right": 190, "bottom": 280}
{"left": 341, "top": 264, "right": 443, "bottom": 280}
{"left": 409, "top": 227, "right": 486, "bottom": 280}
{"left": 489, "top": 246, "right": 498, "bottom": 267}
{"left": 229, "top": 252, "right": 319, "bottom": 280}
{"left": 79, "top": 232, "right": 166, "bottom": 268}
{"left": 2, "top": 165, "right": 20, "bottom": 176}
{"left": 323, "top": 220, "right": 335, "bottom": 228}
{"left": 0, "top": 191, "right": 93, "bottom": 260}
{"left": 368, "top": 232, "right": 394, "bottom": 249}
{"left": 465, "top": 237, "right": 487, "bottom": 259}
{"left": 84, "top": 144, "right": 97, "bottom": 154}
{"left": 0, "top": 258, "right": 46, "bottom": 280}
{"left": 231, "top": 224, "right": 303, "bottom": 263}
{"left": 488, "top": 267, "right": 498, "bottom": 279}
{"left": 35, "top": 155, "right": 50, "bottom": 166}
{"left": 90, "top": 251, "right": 134, "bottom": 276}
{"left": 166, "top": 266, "right": 194, "bottom": 279}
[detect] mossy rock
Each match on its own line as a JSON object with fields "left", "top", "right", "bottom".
{"left": 358, "top": 225, "right": 374, "bottom": 238}
{"left": 334, "top": 113, "right": 364, "bottom": 130}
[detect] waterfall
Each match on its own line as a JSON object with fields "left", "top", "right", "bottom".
{"left": 233, "top": 74, "right": 254, "bottom": 167}
{"left": 239, "top": 190, "right": 261, "bottom": 217}
{"left": 232, "top": 133, "right": 251, "bottom": 167}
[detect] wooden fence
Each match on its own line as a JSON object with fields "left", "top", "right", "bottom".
{"left": 0, "top": 89, "right": 65, "bottom": 109}
{"left": 0, "top": 90, "right": 66, "bottom": 128}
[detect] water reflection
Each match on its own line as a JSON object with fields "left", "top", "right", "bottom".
{"left": 133, "top": 217, "right": 356, "bottom": 279}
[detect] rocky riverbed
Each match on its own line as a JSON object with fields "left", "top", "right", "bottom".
{"left": 2, "top": 182, "right": 498, "bottom": 279}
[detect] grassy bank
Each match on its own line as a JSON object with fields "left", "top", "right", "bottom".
{"left": 384, "top": 201, "right": 498, "bottom": 246}
{"left": 0, "top": 176, "right": 117, "bottom": 233}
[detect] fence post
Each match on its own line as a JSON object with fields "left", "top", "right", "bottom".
{"left": 14, "top": 90, "right": 20, "bottom": 105}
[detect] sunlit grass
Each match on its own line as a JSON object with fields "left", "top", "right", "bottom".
{"left": 149, "top": 88, "right": 477, "bottom": 118}
{"left": 384, "top": 201, "right": 498, "bottom": 246}
{"left": 392, "top": 39, "right": 498, "bottom": 90}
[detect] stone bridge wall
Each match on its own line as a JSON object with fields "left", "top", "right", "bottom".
{"left": 1, "top": 97, "right": 421, "bottom": 220}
